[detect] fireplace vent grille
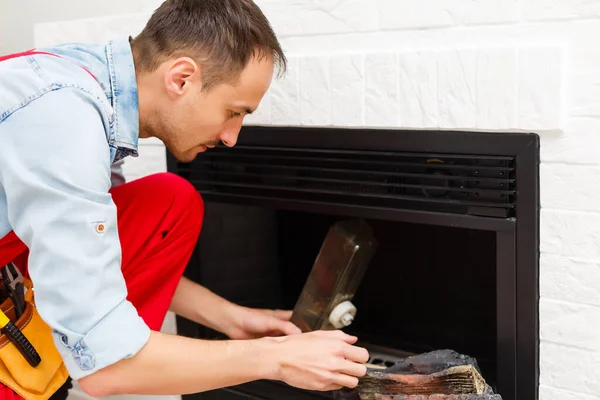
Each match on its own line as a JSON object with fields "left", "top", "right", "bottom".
{"left": 176, "top": 145, "right": 517, "bottom": 218}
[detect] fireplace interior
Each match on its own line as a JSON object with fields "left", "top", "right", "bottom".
{"left": 167, "top": 127, "right": 540, "bottom": 400}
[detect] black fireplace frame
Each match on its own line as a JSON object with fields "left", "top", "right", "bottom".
{"left": 168, "top": 126, "right": 540, "bottom": 400}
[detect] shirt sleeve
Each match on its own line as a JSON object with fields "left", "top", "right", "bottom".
{"left": 0, "top": 87, "right": 150, "bottom": 380}
{"left": 110, "top": 159, "right": 127, "bottom": 188}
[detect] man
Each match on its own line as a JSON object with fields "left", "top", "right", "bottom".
{"left": 0, "top": 0, "right": 369, "bottom": 398}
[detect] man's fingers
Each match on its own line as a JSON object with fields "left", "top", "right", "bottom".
{"left": 336, "top": 330, "right": 359, "bottom": 344}
{"left": 331, "top": 373, "right": 359, "bottom": 390}
{"left": 266, "top": 317, "right": 301, "bottom": 336}
{"left": 273, "top": 309, "right": 293, "bottom": 320}
{"left": 279, "top": 321, "right": 302, "bottom": 335}
{"left": 312, "top": 329, "right": 359, "bottom": 344}
{"left": 342, "top": 334, "right": 359, "bottom": 344}
{"left": 336, "top": 359, "right": 368, "bottom": 378}
{"left": 341, "top": 343, "right": 370, "bottom": 364}
{"left": 321, "top": 383, "right": 344, "bottom": 392}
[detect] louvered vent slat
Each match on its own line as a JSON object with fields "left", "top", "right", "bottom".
{"left": 176, "top": 145, "right": 517, "bottom": 218}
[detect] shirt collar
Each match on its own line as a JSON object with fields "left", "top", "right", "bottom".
{"left": 105, "top": 36, "right": 139, "bottom": 160}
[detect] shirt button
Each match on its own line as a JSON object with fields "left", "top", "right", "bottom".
{"left": 96, "top": 223, "right": 105, "bottom": 233}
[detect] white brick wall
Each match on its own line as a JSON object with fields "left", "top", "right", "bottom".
{"left": 34, "top": 2, "right": 600, "bottom": 399}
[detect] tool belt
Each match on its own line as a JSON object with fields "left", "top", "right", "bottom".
{"left": 0, "top": 272, "right": 69, "bottom": 400}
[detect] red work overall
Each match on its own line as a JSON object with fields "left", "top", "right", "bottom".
{"left": 0, "top": 51, "right": 204, "bottom": 399}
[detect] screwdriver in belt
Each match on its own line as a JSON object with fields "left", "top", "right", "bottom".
{"left": 0, "top": 309, "right": 41, "bottom": 367}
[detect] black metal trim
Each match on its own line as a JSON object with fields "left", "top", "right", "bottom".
{"left": 199, "top": 192, "right": 516, "bottom": 232}
{"left": 496, "top": 230, "right": 517, "bottom": 400}
{"left": 231, "top": 126, "right": 536, "bottom": 156}
{"left": 515, "top": 137, "right": 541, "bottom": 400}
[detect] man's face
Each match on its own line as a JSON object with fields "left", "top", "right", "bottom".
{"left": 141, "top": 54, "right": 274, "bottom": 162}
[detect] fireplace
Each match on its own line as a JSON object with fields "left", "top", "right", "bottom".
{"left": 168, "top": 126, "right": 539, "bottom": 400}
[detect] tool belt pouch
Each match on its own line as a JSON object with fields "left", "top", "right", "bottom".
{"left": 0, "top": 278, "right": 69, "bottom": 400}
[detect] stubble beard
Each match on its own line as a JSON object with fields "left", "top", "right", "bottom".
{"left": 140, "top": 115, "right": 184, "bottom": 161}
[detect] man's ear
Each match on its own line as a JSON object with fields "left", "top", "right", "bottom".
{"left": 164, "top": 57, "right": 200, "bottom": 97}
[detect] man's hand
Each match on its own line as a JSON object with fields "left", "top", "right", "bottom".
{"left": 225, "top": 307, "right": 302, "bottom": 339}
{"left": 272, "top": 330, "right": 369, "bottom": 391}
{"left": 170, "top": 277, "right": 302, "bottom": 339}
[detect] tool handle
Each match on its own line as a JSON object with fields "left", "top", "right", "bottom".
{"left": 2, "top": 321, "right": 41, "bottom": 367}
{"left": 13, "top": 283, "right": 25, "bottom": 319}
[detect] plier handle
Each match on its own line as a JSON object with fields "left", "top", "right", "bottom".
{"left": 1, "top": 263, "right": 26, "bottom": 319}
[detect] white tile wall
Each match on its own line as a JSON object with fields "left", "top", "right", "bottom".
{"left": 34, "top": 1, "right": 600, "bottom": 399}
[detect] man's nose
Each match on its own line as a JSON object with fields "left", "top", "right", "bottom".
{"left": 218, "top": 122, "right": 242, "bottom": 147}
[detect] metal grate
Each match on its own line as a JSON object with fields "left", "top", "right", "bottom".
{"left": 175, "top": 145, "right": 517, "bottom": 218}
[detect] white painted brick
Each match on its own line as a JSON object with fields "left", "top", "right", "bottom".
{"left": 540, "top": 299, "right": 600, "bottom": 352}
{"left": 330, "top": 54, "right": 364, "bottom": 126}
{"left": 437, "top": 49, "right": 478, "bottom": 129}
{"left": 521, "top": 0, "right": 600, "bottom": 21}
{"left": 476, "top": 48, "right": 517, "bottom": 129}
{"left": 34, "top": 13, "right": 149, "bottom": 46}
{"left": 541, "top": 254, "right": 600, "bottom": 307}
{"left": 541, "top": 164, "right": 600, "bottom": 212}
{"left": 570, "top": 68, "right": 600, "bottom": 117}
{"left": 540, "top": 117, "right": 600, "bottom": 165}
{"left": 398, "top": 51, "right": 438, "bottom": 128}
{"left": 256, "top": 0, "right": 377, "bottom": 37}
{"left": 540, "top": 341, "right": 600, "bottom": 395}
{"left": 378, "top": 0, "right": 451, "bottom": 30}
{"left": 243, "top": 91, "right": 271, "bottom": 126}
{"left": 570, "top": 27, "right": 600, "bottom": 66}
{"left": 540, "top": 210, "right": 600, "bottom": 259}
{"left": 379, "top": 0, "right": 519, "bottom": 30}
{"left": 540, "top": 385, "right": 600, "bottom": 400}
{"left": 517, "top": 46, "right": 564, "bottom": 130}
{"left": 299, "top": 57, "right": 331, "bottom": 126}
{"left": 270, "top": 57, "right": 300, "bottom": 126}
{"left": 365, "top": 52, "right": 400, "bottom": 127}
{"left": 276, "top": 19, "right": 600, "bottom": 64}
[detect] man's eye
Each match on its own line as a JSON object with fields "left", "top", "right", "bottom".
{"left": 231, "top": 111, "right": 241, "bottom": 118}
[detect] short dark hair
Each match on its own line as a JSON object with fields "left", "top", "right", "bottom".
{"left": 130, "top": 0, "right": 286, "bottom": 90}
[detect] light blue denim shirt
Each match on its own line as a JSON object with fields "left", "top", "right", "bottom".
{"left": 0, "top": 36, "right": 151, "bottom": 380}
